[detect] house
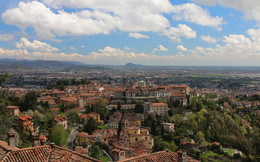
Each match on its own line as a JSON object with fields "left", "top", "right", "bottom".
{"left": 144, "top": 102, "right": 168, "bottom": 117}
{"left": 51, "top": 90, "right": 66, "bottom": 97}
{"left": 171, "top": 93, "right": 188, "bottom": 106}
{"left": 107, "top": 104, "right": 118, "bottom": 110}
{"left": 75, "top": 132, "right": 95, "bottom": 146}
{"left": 6, "top": 106, "right": 19, "bottom": 116}
{"left": 121, "top": 104, "right": 136, "bottom": 110}
{"left": 80, "top": 112, "right": 103, "bottom": 125}
{"left": 180, "top": 140, "right": 200, "bottom": 152}
{"left": 120, "top": 149, "right": 198, "bottom": 162}
{"left": 59, "top": 96, "right": 77, "bottom": 107}
{"left": 109, "top": 112, "right": 122, "bottom": 121}
{"left": 0, "top": 141, "right": 101, "bottom": 162}
{"left": 18, "top": 116, "right": 34, "bottom": 132}
{"left": 53, "top": 116, "right": 68, "bottom": 129}
{"left": 168, "top": 84, "right": 191, "bottom": 95}
{"left": 126, "top": 127, "right": 154, "bottom": 149}
{"left": 107, "top": 118, "right": 120, "bottom": 129}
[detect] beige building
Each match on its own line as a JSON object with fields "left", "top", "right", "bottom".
{"left": 144, "top": 102, "right": 168, "bottom": 117}
{"left": 6, "top": 106, "right": 19, "bottom": 116}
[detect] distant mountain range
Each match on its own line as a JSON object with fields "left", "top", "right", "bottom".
{"left": 0, "top": 58, "right": 94, "bottom": 71}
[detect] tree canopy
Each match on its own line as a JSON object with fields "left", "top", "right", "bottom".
{"left": 50, "top": 124, "right": 68, "bottom": 147}
{"left": 84, "top": 117, "right": 98, "bottom": 135}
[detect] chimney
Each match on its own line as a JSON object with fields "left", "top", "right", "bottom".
{"left": 32, "top": 134, "right": 41, "bottom": 147}
{"left": 177, "top": 149, "right": 187, "bottom": 162}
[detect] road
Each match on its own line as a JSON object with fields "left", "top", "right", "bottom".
{"left": 68, "top": 127, "right": 78, "bottom": 150}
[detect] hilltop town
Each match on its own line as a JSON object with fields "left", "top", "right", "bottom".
{"left": 0, "top": 67, "right": 260, "bottom": 161}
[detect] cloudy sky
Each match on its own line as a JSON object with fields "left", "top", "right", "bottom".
{"left": 0, "top": 0, "right": 260, "bottom": 66}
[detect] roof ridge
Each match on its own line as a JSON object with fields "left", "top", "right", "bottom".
{"left": 51, "top": 145, "right": 101, "bottom": 161}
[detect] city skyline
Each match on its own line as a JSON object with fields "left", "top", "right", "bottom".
{"left": 0, "top": 0, "right": 260, "bottom": 66}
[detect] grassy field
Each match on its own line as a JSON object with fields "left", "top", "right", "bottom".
{"left": 222, "top": 148, "right": 234, "bottom": 155}
{"left": 200, "top": 151, "right": 223, "bottom": 159}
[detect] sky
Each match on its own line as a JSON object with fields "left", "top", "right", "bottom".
{"left": 0, "top": 0, "right": 260, "bottom": 66}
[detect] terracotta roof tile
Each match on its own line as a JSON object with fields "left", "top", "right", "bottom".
{"left": 1, "top": 144, "right": 101, "bottom": 162}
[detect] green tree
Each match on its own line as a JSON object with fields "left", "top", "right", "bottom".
{"left": 0, "top": 73, "right": 8, "bottom": 86}
{"left": 195, "top": 131, "right": 206, "bottom": 144}
{"left": 60, "top": 103, "right": 65, "bottom": 113}
{"left": 168, "top": 109, "right": 174, "bottom": 117}
{"left": 84, "top": 117, "right": 98, "bottom": 134}
{"left": 66, "top": 109, "right": 79, "bottom": 126}
{"left": 151, "top": 121, "right": 157, "bottom": 136}
{"left": 20, "top": 91, "right": 38, "bottom": 111}
{"left": 89, "top": 143, "right": 100, "bottom": 159}
{"left": 50, "top": 124, "right": 68, "bottom": 147}
{"left": 134, "top": 103, "right": 144, "bottom": 113}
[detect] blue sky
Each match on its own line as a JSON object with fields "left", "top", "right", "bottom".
{"left": 0, "top": 0, "right": 260, "bottom": 66}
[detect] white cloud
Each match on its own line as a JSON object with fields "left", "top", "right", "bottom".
{"left": 164, "top": 24, "right": 196, "bottom": 42}
{"left": 177, "top": 45, "right": 188, "bottom": 52}
{"left": 0, "top": 34, "right": 14, "bottom": 41}
{"left": 0, "top": 47, "right": 85, "bottom": 62}
{"left": 154, "top": 45, "right": 168, "bottom": 52}
{"left": 201, "top": 35, "right": 217, "bottom": 43}
{"left": 16, "top": 37, "right": 59, "bottom": 52}
{"left": 192, "top": 0, "right": 260, "bottom": 25}
{"left": 81, "top": 45, "right": 85, "bottom": 48}
{"left": 247, "top": 28, "right": 260, "bottom": 42}
{"left": 172, "top": 3, "right": 223, "bottom": 30}
{"left": 128, "top": 32, "right": 149, "bottom": 39}
{"left": 2, "top": 1, "right": 173, "bottom": 39}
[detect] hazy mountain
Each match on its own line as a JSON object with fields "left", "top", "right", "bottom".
{"left": 124, "top": 63, "right": 144, "bottom": 68}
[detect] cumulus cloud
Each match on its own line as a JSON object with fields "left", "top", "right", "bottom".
{"left": 172, "top": 3, "right": 223, "bottom": 30}
{"left": 154, "top": 45, "right": 168, "bottom": 52}
{"left": 177, "top": 45, "right": 188, "bottom": 52}
{"left": 128, "top": 33, "right": 149, "bottom": 39}
{"left": 0, "top": 34, "right": 14, "bottom": 41}
{"left": 164, "top": 24, "right": 196, "bottom": 42}
{"left": 0, "top": 48, "right": 85, "bottom": 62}
{"left": 2, "top": 1, "right": 171, "bottom": 39}
{"left": 192, "top": 0, "right": 260, "bottom": 25}
{"left": 1, "top": 1, "right": 224, "bottom": 41}
{"left": 247, "top": 28, "right": 260, "bottom": 42}
{"left": 201, "top": 35, "right": 217, "bottom": 43}
{"left": 16, "top": 37, "right": 59, "bottom": 52}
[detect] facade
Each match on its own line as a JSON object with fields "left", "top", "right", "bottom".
{"left": 126, "top": 127, "right": 154, "bottom": 149}
{"left": 144, "top": 102, "right": 168, "bottom": 117}
{"left": 75, "top": 132, "right": 94, "bottom": 146}
{"left": 6, "top": 106, "right": 19, "bottom": 116}
{"left": 80, "top": 112, "right": 103, "bottom": 124}
{"left": 121, "top": 104, "right": 136, "bottom": 110}
{"left": 18, "top": 116, "right": 34, "bottom": 132}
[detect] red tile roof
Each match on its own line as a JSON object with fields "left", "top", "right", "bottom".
{"left": 121, "top": 150, "right": 178, "bottom": 162}
{"left": 1, "top": 143, "right": 101, "bottom": 162}
{"left": 6, "top": 106, "right": 19, "bottom": 109}
{"left": 152, "top": 103, "right": 167, "bottom": 106}
{"left": 18, "top": 115, "right": 32, "bottom": 121}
